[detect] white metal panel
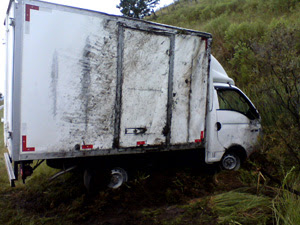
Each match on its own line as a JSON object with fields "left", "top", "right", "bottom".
{"left": 216, "top": 110, "right": 260, "bottom": 153}
{"left": 7, "top": 0, "right": 213, "bottom": 160}
{"left": 211, "top": 55, "right": 234, "bottom": 85}
{"left": 119, "top": 29, "right": 170, "bottom": 147}
{"left": 20, "top": 5, "right": 118, "bottom": 154}
{"left": 4, "top": 1, "right": 15, "bottom": 154}
{"left": 171, "top": 35, "right": 208, "bottom": 144}
{"left": 205, "top": 89, "right": 225, "bottom": 163}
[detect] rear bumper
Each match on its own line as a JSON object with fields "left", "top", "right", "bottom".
{"left": 4, "top": 153, "right": 16, "bottom": 187}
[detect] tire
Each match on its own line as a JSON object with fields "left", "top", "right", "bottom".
{"left": 84, "top": 167, "right": 128, "bottom": 192}
{"left": 221, "top": 152, "right": 241, "bottom": 171}
{"left": 107, "top": 167, "right": 128, "bottom": 189}
{"left": 83, "top": 168, "right": 95, "bottom": 193}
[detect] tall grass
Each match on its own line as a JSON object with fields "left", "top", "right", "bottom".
{"left": 272, "top": 168, "right": 300, "bottom": 225}
{"left": 273, "top": 191, "right": 300, "bottom": 225}
{"left": 0, "top": 108, "right": 9, "bottom": 188}
{"left": 211, "top": 189, "right": 273, "bottom": 224}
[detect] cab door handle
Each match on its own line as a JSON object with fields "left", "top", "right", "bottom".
{"left": 251, "top": 129, "right": 259, "bottom": 132}
{"left": 216, "top": 122, "right": 222, "bottom": 131}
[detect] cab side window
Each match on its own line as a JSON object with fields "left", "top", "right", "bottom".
{"left": 217, "top": 89, "right": 249, "bottom": 113}
{"left": 217, "top": 88, "right": 259, "bottom": 120}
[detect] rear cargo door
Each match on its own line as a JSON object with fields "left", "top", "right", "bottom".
{"left": 4, "top": 2, "right": 15, "bottom": 154}
{"left": 119, "top": 28, "right": 171, "bottom": 147}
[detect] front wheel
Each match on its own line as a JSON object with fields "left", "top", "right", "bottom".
{"left": 221, "top": 152, "right": 241, "bottom": 171}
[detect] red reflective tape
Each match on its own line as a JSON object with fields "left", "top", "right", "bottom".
{"left": 22, "top": 136, "right": 35, "bottom": 152}
{"left": 82, "top": 145, "right": 93, "bottom": 149}
{"left": 137, "top": 141, "right": 145, "bottom": 146}
{"left": 26, "top": 4, "right": 39, "bottom": 22}
{"left": 195, "top": 131, "right": 204, "bottom": 143}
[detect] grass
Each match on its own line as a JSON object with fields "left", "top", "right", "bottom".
{"left": 211, "top": 189, "right": 273, "bottom": 224}
{"left": 271, "top": 169, "right": 300, "bottom": 225}
{"left": 273, "top": 190, "right": 300, "bottom": 225}
{"left": 138, "top": 187, "right": 274, "bottom": 225}
{"left": 140, "top": 199, "right": 217, "bottom": 225}
{"left": 272, "top": 191, "right": 300, "bottom": 225}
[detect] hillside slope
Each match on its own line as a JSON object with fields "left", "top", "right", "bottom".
{"left": 152, "top": 0, "right": 300, "bottom": 170}
{"left": 150, "top": 0, "right": 300, "bottom": 223}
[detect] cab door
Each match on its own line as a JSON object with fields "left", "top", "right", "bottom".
{"left": 215, "top": 86, "right": 261, "bottom": 154}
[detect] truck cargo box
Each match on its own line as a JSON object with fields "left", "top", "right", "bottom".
{"left": 4, "top": 0, "right": 212, "bottom": 162}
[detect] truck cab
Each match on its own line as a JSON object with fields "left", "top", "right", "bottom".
{"left": 206, "top": 55, "right": 261, "bottom": 170}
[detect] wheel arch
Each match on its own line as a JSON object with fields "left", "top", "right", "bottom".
{"left": 225, "top": 145, "right": 247, "bottom": 163}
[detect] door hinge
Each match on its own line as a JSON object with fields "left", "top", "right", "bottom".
{"left": 9, "top": 18, "right": 15, "bottom": 27}
{"left": 8, "top": 131, "right": 13, "bottom": 139}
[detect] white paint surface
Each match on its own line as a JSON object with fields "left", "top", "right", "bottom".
{"left": 4, "top": 0, "right": 261, "bottom": 164}
{"left": 171, "top": 35, "right": 207, "bottom": 144}
{"left": 21, "top": 5, "right": 119, "bottom": 152}
{"left": 5, "top": 0, "right": 210, "bottom": 159}
{"left": 0, "top": 0, "right": 174, "bottom": 93}
{"left": 120, "top": 29, "right": 170, "bottom": 147}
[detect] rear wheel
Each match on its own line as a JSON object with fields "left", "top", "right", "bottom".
{"left": 108, "top": 167, "right": 128, "bottom": 189}
{"left": 221, "top": 152, "right": 241, "bottom": 171}
{"left": 84, "top": 168, "right": 95, "bottom": 193}
{"left": 84, "top": 167, "right": 128, "bottom": 192}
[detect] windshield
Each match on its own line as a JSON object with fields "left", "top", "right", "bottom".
{"left": 216, "top": 87, "right": 260, "bottom": 120}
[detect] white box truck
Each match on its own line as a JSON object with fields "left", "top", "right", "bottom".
{"left": 3, "top": 0, "right": 261, "bottom": 188}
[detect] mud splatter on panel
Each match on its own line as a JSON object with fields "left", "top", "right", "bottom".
{"left": 51, "top": 50, "right": 58, "bottom": 117}
{"left": 80, "top": 37, "right": 92, "bottom": 131}
{"left": 57, "top": 19, "right": 118, "bottom": 150}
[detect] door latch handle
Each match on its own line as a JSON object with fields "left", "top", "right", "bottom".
{"left": 251, "top": 129, "right": 259, "bottom": 132}
{"left": 125, "top": 127, "right": 147, "bottom": 135}
{"left": 216, "top": 122, "right": 222, "bottom": 131}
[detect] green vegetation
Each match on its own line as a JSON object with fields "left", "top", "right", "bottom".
{"left": 152, "top": 0, "right": 300, "bottom": 223}
{"left": 272, "top": 167, "right": 300, "bottom": 225}
{"left": 117, "top": 0, "right": 160, "bottom": 18}
{"left": 211, "top": 190, "right": 272, "bottom": 224}
{"left": 1, "top": 0, "right": 300, "bottom": 223}
{"left": 153, "top": 0, "right": 300, "bottom": 170}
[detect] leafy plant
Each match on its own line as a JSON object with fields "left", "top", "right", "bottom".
{"left": 117, "top": 0, "right": 160, "bottom": 18}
